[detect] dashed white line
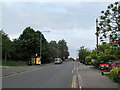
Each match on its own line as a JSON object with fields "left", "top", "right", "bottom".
{"left": 74, "top": 66, "right": 75, "bottom": 71}
{"left": 72, "top": 70, "right": 73, "bottom": 73}
{"left": 77, "top": 67, "right": 78, "bottom": 71}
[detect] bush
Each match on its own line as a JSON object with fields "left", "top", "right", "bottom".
{"left": 85, "top": 56, "right": 91, "bottom": 62}
{"left": 88, "top": 62, "right": 92, "bottom": 65}
{"left": 110, "top": 66, "right": 120, "bottom": 82}
{"left": 110, "top": 67, "right": 120, "bottom": 75}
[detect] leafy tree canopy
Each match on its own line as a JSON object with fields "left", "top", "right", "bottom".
{"left": 98, "top": 2, "right": 120, "bottom": 43}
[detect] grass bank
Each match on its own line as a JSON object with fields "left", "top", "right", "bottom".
{"left": 105, "top": 74, "right": 120, "bottom": 83}
{"left": 2, "top": 60, "right": 28, "bottom": 66}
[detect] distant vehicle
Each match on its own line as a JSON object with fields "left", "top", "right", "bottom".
{"left": 65, "top": 59, "right": 69, "bottom": 62}
{"left": 55, "top": 58, "right": 63, "bottom": 64}
{"left": 85, "top": 61, "right": 88, "bottom": 65}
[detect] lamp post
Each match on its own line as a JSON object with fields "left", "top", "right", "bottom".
{"left": 40, "top": 31, "right": 50, "bottom": 65}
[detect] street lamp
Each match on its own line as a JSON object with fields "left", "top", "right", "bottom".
{"left": 40, "top": 31, "right": 50, "bottom": 65}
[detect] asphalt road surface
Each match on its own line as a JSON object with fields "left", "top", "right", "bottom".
{"left": 3, "top": 62, "right": 74, "bottom": 88}
{"left": 2, "top": 61, "right": 119, "bottom": 89}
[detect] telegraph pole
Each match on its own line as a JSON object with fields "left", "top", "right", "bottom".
{"left": 96, "top": 18, "right": 99, "bottom": 54}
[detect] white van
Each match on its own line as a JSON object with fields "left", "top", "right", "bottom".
{"left": 55, "top": 58, "right": 62, "bottom": 64}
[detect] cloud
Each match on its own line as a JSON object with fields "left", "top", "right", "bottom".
{"left": 2, "top": 2, "right": 112, "bottom": 57}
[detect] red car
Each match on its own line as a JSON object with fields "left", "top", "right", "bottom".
{"left": 99, "top": 60, "right": 115, "bottom": 70}
{"left": 99, "top": 63, "right": 109, "bottom": 70}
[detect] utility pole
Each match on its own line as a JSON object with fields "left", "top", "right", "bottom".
{"left": 57, "top": 42, "right": 58, "bottom": 58}
{"left": 96, "top": 18, "right": 99, "bottom": 54}
{"left": 40, "top": 33, "right": 42, "bottom": 63}
{"left": 40, "top": 31, "right": 50, "bottom": 65}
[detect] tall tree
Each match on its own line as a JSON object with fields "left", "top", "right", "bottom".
{"left": 1, "top": 30, "right": 13, "bottom": 61}
{"left": 18, "top": 27, "right": 37, "bottom": 60}
{"left": 13, "top": 27, "right": 50, "bottom": 63}
{"left": 98, "top": 2, "right": 120, "bottom": 43}
{"left": 58, "top": 39, "right": 69, "bottom": 59}
{"left": 49, "top": 40, "right": 61, "bottom": 58}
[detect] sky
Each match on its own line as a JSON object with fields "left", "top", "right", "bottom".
{"left": 1, "top": 0, "right": 116, "bottom": 58}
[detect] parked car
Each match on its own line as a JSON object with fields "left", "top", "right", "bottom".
{"left": 109, "top": 60, "right": 120, "bottom": 71}
{"left": 110, "top": 60, "right": 116, "bottom": 65}
{"left": 55, "top": 58, "right": 62, "bottom": 64}
{"left": 99, "top": 63, "right": 109, "bottom": 70}
{"left": 60, "top": 59, "right": 63, "bottom": 63}
{"left": 28, "top": 61, "right": 32, "bottom": 66}
{"left": 99, "top": 62, "right": 111, "bottom": 70}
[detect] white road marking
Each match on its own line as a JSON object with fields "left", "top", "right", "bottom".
{"left": 79, "top": 86, "right": 82, "bottom": 90}
{"left": 72, "top": 70, "right": 73, "bottom": 73}
{"left": 74, "top": 66, "right": 75, "bottom": 71}
{"left": 72, "top": 75, "right": 76, "bottom": 88}
{"left": 78, "top": 75, "right": 84, "bottom": 88}
{"left": 77, "top": 67, "right": 78, "bottom": 71}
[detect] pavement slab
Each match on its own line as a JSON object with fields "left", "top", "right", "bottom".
{"left": 77, "top": 63, "right": 119, "bottom": 88}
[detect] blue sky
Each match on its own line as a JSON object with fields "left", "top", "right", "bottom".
{"left": 1, "top": 1, "right": 114, "bottom": 57}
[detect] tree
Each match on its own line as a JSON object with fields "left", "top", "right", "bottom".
{"left": 58, "top": 39, "right": 69, "bottom": 59}
{"left": 95, "top": 43, "right": 120, "bottom": 63}
{"left": 49, "top": 40, "right": 60, "bottom": 58}
{"left": 90, "top": 50, "right": 97, "bottom": 59}
{"left": 78, "top": 46, "right": 90, "bottom": 62}
{"left": 18, "top": 27, "right": 37, "bottom": 60}
{"left": 1, "top": 30, "right": 13, "bottom": 61}
{"left": 98, "top": 2, "right": 120, "bottom": 43}
{"left": 13, "top": 27, "right": 51, "bottom": 63}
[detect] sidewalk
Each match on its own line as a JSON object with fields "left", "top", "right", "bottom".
{"left": 77, "top": 63, "right": 119, "bottom": 88}
{"left": 2, "top": 63, "right": 54, "bottom": 77}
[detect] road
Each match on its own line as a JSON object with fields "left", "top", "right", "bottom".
{"left": 2, "top": 61, "right": 119, "bottom": 89}
{"left": 3, "top": 62, "right": 74, "bottom": 88}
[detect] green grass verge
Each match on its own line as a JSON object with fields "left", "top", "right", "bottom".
{"left": 105, "top": 74, "right": 120, "bottom": 83}
{"left": 2, "top": 60, "right": 28, "bottom": 66}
